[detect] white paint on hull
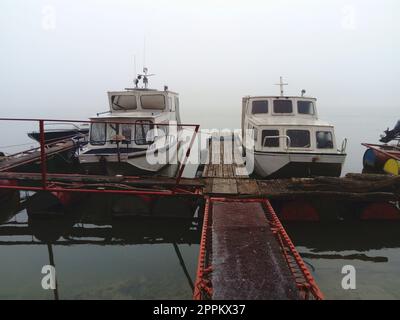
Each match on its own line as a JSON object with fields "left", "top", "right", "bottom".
{"left": 251, "top": 151, "right": 346, "bottom": 177}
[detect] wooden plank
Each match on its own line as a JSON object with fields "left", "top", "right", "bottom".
{"left": 237, "top": 179, "right": 259, "bottom": 195}
{"left": 203, "top": 178, "right": 214, "bottom": 193}
{"left": 211, "top": 178, "right": 238, "bottom": 194}
{"left": 234, "top": 165, "right": 249, "bottom": 178}
{"left": 223, "top": 139, "right": 233, "bottom": 165}
{"left": 0, "top": 171, "right": 204, "bottom": 187}
{"left": 211, "top": 138, "right": 220, "bottom": 165}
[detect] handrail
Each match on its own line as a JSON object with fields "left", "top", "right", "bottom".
{"left": 262, "top": 135, "right": 291, "bottom": 150}
{"left": 339, "top": 138, "right": 348, "bottom": 154}
{"left": 43, "top": 122, "right": 82, "bottom": 130}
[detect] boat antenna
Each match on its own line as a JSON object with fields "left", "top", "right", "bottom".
{"left": 133, "top": 55, "right": 139, "bottom": 88}
{"left": 275, "top": 76, "right": 288, "bottom": 96}
{"left": 137, "top": 67, "right": 155, "bottom": 89}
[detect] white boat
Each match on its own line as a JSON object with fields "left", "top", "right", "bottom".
{"left": 79, "top": 68, "right": 182, "bottom": 176}
{"left": 242, "top": 78, "right": 347, "bottom": 178}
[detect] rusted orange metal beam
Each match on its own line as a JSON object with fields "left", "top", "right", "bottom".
{"left": 262, "top": 199, "right": 324, "bottom": 300}
{"left": 193, "top": 196, "right": 212, "bottom": 300}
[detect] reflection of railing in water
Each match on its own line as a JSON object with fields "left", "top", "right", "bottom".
{"left": 0, "top": 214, "right": 201, "bottom": 300}
{"left": 0, "top": 219, "right": 201, "bottom": 246}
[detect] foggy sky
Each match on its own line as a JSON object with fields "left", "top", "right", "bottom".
{"left": 0, "top": 0, "right": 399, "bottom": 129}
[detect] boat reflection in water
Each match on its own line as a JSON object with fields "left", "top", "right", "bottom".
{"left": 0, "top": 192, "right": 202, "bottom": 300}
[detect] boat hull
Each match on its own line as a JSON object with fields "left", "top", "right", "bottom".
{"left": 28, "top": 130, "right": 88, "bottom": 144}
{"left": 252, "top": 151, "right": 346, "bottom": 178}
{"left": 79, "top": 143, "right": 180, "bottom": 176}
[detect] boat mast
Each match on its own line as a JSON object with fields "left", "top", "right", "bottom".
{"left": 275, "top": 76, "right": 288, "bottom": 96}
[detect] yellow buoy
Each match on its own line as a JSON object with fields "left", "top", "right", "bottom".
{"left": 383, "top": 158, "right": 400, "bottom": 176}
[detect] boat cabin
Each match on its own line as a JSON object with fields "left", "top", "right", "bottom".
{"left": 87, "top": 89, "right": 181, "bottom": 150}
{"left": 242, "top": 96, "right": 339, "bottom": 154}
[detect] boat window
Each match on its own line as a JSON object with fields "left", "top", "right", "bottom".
{"left": 111, "top": 95, "right": 137, "bottom": 110}
{"left": 316, "top": 131, "right": 334, "bottom": 149}
{"left": 175, "top": 97, "right": 179, "bottom": 110}
{"left": 262, "top": 130, "right": 280, "bottom": 147}
{"left": 286, "top": 130, "right": 310, "bottom": 148}
{"left": 140, "top": 94, "right": 166, "bottom": 110}
{"left": 252, "top": 101, "right": 268, "bottom": 114}
{"left": 273, "top": 100, "right": 293, "bottom": 113}
{"left": 135, "top": 121, "right": 154, "bottom": 145}
{"left": 120, "top": 124, "right": 132, "bottom": 142}
{"left": 298, "top": 101, "right": 315, "bottom": 115}
{"left": 90, "top": 122, "right": 106, "bottom": 145}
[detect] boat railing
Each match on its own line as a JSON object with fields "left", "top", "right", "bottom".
{"left": 262, "top": 135, "right": 291, "bottom": 150}
{"left": 339, "top": 138, "right": 348, "bottom": 154}
{"left": 42, "top": 122, "right": 83, "bottom": 130}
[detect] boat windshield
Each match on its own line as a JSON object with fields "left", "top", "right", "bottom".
{"left": 252, "top": 101, "right": 269, "bottom": 114}
{"left": 111, "top": 95, "right": 137, "bottom": 110}
{"left": 316, "top": 131, "right": 334, "bottom": 149}
{"left": 135, "top": 121, "right": 154, "bottom": 145}
{"left": 287, "top": 129, "right": 310, "bottom": 148}
{"left": 140, "top": 94, "right": 166, "bottom": 110}
{"left": 90, "top": 122, "right": 107, "bottom": 145}
{"left": 273, "top": 100, "right": 293, "bottom": 113}
{"left": 298, "top": 101, "right": 315, "bottom": 115}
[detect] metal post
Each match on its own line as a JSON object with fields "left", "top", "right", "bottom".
{"left": 39, "top": 120, "right": 47, "bottom": 189}
{"left": 47, "top": 244, "right": 59, "bottom": 300}
{"left": 176, "top": 125, "right": 200, "bottom": 186}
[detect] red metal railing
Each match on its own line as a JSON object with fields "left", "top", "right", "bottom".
{"left": 262, "top": 199, "right": 324, "bottom": 300}
{"left": 0, "top": 118, "right": 200, "bottom": 195}
{"left": 193, "top": 197, "right": 324, "bottom": 300}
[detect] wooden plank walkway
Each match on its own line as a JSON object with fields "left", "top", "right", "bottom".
{"left": 202, "top": 135, "right": 259, "bottom": 195}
